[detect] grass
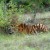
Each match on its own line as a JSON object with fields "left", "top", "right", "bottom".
{"left": 0, "top": 32, "right": 50, "bottom": 50}
{"left": 0, "top": 10, "right": 50, "bottom": 50}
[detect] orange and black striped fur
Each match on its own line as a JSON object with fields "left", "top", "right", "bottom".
{"left": 17, "top": 23, "right": 36, "bottom": 33}
{"left": 36, "top": 23, "right": 48, "bottom": 32}
{"left": 11, "top": 23, "right": 48, "bottom": 34}
{"left": 17, "top": 23, "right": 33, "bottom": 33}
{"left": 17, "top": 23, "right": 48, "bottom": 33}
{"left": 17, "top": 23, "right": 26, "bottom": 32}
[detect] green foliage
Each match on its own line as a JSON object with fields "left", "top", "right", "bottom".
{"left": 0, "top": 0, "right": 50, "bottom": 27}
{"left": 3, "top": 0, "right": 50, "bottom": 13}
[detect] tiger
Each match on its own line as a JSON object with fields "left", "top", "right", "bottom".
{"left": 15, "top": 23, "right": 48, "bottom": 34}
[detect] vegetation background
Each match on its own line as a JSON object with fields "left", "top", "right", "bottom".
{"left": 0, "top": 0, "right": 50, "bottom": 50}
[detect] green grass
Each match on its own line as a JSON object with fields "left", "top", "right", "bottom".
{"left": 0, "top": 32, "right": 50, "bottom": 50}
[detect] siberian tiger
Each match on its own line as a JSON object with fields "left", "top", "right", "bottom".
{"left": 17, "top": 23, "right": 48, "bottom": 33}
